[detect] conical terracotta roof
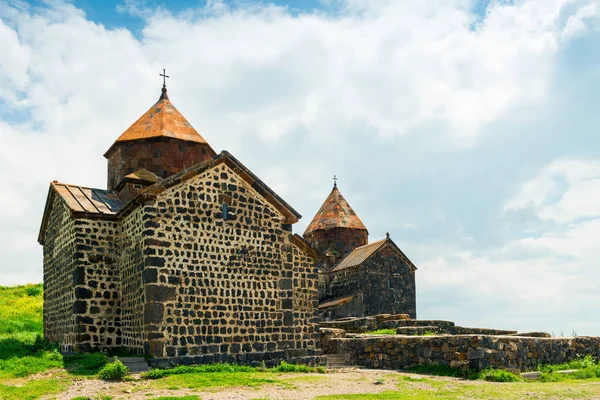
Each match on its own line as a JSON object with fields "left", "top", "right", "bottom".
{"left": 304, "top": 184, "right": 368, "bottom": 235}
{"left": 106, "top": 86, "right": 212, "bottom": 154}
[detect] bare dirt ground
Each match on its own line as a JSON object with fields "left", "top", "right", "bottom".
{"left": 54, "top": 368, "right": 418, "bottom": 400}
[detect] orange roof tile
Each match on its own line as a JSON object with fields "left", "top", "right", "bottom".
{"left": 330, "top": 236, "right": 418, "bottom": 272}
{"left": 51, "top": 182, "right": 123, "bottom": 215}
{"left": 304, "top": 185, "right": 367, "bottom": 235}
{"left": 106, "top": 87, "right": 211, "bottom": 153}
{"left": 123, "top": 169, "right": 160, "bottom": 183}
{"left": 331, "top": 239, "right": 386, "bottom": 272}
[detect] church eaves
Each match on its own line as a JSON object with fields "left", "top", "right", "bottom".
{"left": 104, "top": 86, "right": 214, "bottom": 156}
{"left": 304, "top": 184, "right": 368, "bottom": 235}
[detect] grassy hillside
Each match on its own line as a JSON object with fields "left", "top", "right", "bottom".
{"left": 0, "top": 284, "right": 43, "bottom": 336}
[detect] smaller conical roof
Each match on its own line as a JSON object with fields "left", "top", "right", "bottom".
{"left": 304, "top": 184, "right": 367, "bottom": 235}
{"left": 105, "top": 86, "right": 213, "bottom": 155}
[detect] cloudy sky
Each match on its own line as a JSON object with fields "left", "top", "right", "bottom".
{"left": 2, "top": 0, "right": 600, "bottom": 336}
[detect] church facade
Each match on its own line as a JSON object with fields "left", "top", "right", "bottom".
{"left": 304, "top": 184, "right": 417, "bottom": 320}
{"left": 39, "top": 84, "right": 321, "bottom": 365}
{"left": 39, "top": 80, "right": 417, "bottom": 364}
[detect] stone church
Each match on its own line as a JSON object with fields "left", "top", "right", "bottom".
{"left": 303, "top": 184, "right": 417, "bottom": 320}
{"left": 38, "top": 78, "right": 417, "bottom": 364}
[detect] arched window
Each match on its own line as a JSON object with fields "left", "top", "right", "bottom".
{"left": 222, "top": 202, "right": 228, "bottom": 220}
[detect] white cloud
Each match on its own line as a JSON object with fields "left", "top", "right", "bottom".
{"left": 418, "top": 158, "right": 600, "bottom": 335}
{"left": 506, "top": 159, "right": 600, "bottom": 224}
{"left": 1, "top": 0, "right": 600, "bottom": 334}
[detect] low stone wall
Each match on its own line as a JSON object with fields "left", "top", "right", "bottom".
{"left": 321, "top": 317, "right": 378, "bottom": 333}
{"left": 330, "top": 335, "right": 600, "bottom": 371}
{"left": 395, "top": 326, "right": 440, "bottom": 335}
{"left": 321, "top": 317, "right": 517, "bottom": 336}
{"left": 320, "top": 328, "right": 346, "bottom": 354}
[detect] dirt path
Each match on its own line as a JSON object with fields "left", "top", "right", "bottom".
{"left": 53, "top": 368, "right": 431, "bottom": 400}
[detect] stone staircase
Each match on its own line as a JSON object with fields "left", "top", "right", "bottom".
{"left": 110, "top": 357, "right": 150, "bottom": 373}
{"left": 326, "top": 353, "right": 353, "bottom": 369}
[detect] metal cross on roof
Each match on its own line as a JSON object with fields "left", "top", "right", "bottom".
{"left": 160, "top": 68, "right": 169, "bottom": 87}
{"left": 333, "top": 175, "right": 338, "bottom": 187}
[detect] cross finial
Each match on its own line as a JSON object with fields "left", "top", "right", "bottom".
{"left": 159, "top": 68, "right": 170, "bottom": 100}
{"left": 160, "top": 68, "right": 169, "bottom": 87}
{"left": 333, "top": 175, "right": 338, "bottom": 187}
{"left": 386, "top": 232, "right": 390, "bottom": 239}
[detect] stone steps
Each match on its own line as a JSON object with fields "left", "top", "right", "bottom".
{"left": 326, "top": 353, "right": 352, "bottom": 369}
{"left": 109, "top": 357, "right": 150, "bottom": 373}
{"left": 522, "top": 369, "right": 580, "bottom": 380}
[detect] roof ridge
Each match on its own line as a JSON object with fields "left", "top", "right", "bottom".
{"left": 354, "top": 238, "right": 386, "bottom": 250}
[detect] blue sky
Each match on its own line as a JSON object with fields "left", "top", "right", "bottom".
{"left": 1, "top": 0, "right": 600, "bottom": 336}
{"left": 23, "top": 0, "right": 494, "bottom": 37}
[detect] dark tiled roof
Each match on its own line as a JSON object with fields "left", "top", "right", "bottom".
{"left": 304, "top": 185, "right": 367, "bottom": 235}
{"left": 52, "top": 182, "right": 123, "bottom": 214}
{"left": 105, "top": 87, "right": 214, "bottom": 155}
{"left": 331, "top": 239, "right": 386, "bottom": 272}
{"left": 318, "top": 294, "right": 357, "bottom": 309}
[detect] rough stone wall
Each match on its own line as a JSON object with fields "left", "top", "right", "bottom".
{"left": 330, "top": 335, "right": 600, "bottom": 371}
{"left": 291, "top": 243, "right": 320, "bottom": 352}
{"left": 328, "top": 267, "right": 363, "bottom": 301}
{"left": 305, "top": 227, "right": 367, "bottom": 263}
{"left": 117, "top": 181, "right": 152, "bottom": 205}
{"left": 106, "top": 138, "right": 215, "bottom": 191}
{"left": 71, "top": 218, "right": 120, "bottom": 352}
{"left": 43, "top": 197, "right": 121, "bottom": 352}
{"left": 320, "top": 295, "right": 364, "bottom": 321}
{"left": 43, "top": 196, "right": 77, "bottom": 352}
{"left": 118, "top": 206, "right": 148, "bottom": 354}
{"left": 138, "top": 162, "right": 321, "bottom": 366}
{"left": 362, "top": 247, "right": 416, "bottom": 318}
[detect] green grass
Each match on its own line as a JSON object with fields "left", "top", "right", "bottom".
{"left": 150, "top": 397, "right": 200, "bottom": 400}
{"left": 0, "top": 377, "right": 71, "bottom": 400}
{"left": 63, "top": 352, "right": 109, "bottom": 376}
{"left": 142, "top": 361, "right": 324, "bottom": 379}
{"left": 148, "top": 371, "right": 282, "bottom": 390}
{"left": 364, "top": 329, "right": 397, "bottom": 335}
{"left": 0, "top": 284, "right": 44, "bottom": 335}
{"left": 315, "top": 375, "right": 600, "bottom": 399}
{"left": 538, "top": 355, "right": 600, "bottom": 382}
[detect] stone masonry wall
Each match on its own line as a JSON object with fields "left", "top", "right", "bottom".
{"left": 291, "top": 243, "right": 320, "bottom": 354}
{"left": 328, "top": 267, "right": 363, "bottom": 302}
{"left": 43, "top": 197, "right": 77, "bottom": 352}
{"left": 106, "top": 139, "right": 215, "bottom": 191}
{"left": 330, "top": 335, "right": 600, "bottom": 371}
{"left": 362, "top": 247, "right": 416, "bottom": 318}
{"left": 305, "top": 227, "right": 367, "bottom": 265}
{"left": 118, "top": 206, "right": 148, "bottom": 354}
{"left": 71, "top": 218, "right": 121, "bottom": 352}
{"left": 140, "top": 162, "right": 321, "bottom": 366}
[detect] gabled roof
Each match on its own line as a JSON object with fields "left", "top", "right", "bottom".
{"left": 124, "top": 169, "right": 159, "bottom": 183}
{"left": 304, "top": 185, "right": 367, "bottom": 235}
{"left": 39, "top": 151, "right": 302, "bottom": 244}
{"left": 130, "top": 150, "right": 303, "bottom": 224}
{"left": 104, "top": 86, "right": 214, "bottom": 156}
{"left": 331, "top": 236, "right": 417, "bottom": 272}
{"left": 38, "top": 182, "right": 123, "bottom": 244}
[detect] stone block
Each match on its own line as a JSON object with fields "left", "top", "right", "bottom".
{"left": 146, "top": 285, "right": 176, "bottom": 302}
{"left": 144, "top": 303, "right": 165, "bottom": 324}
